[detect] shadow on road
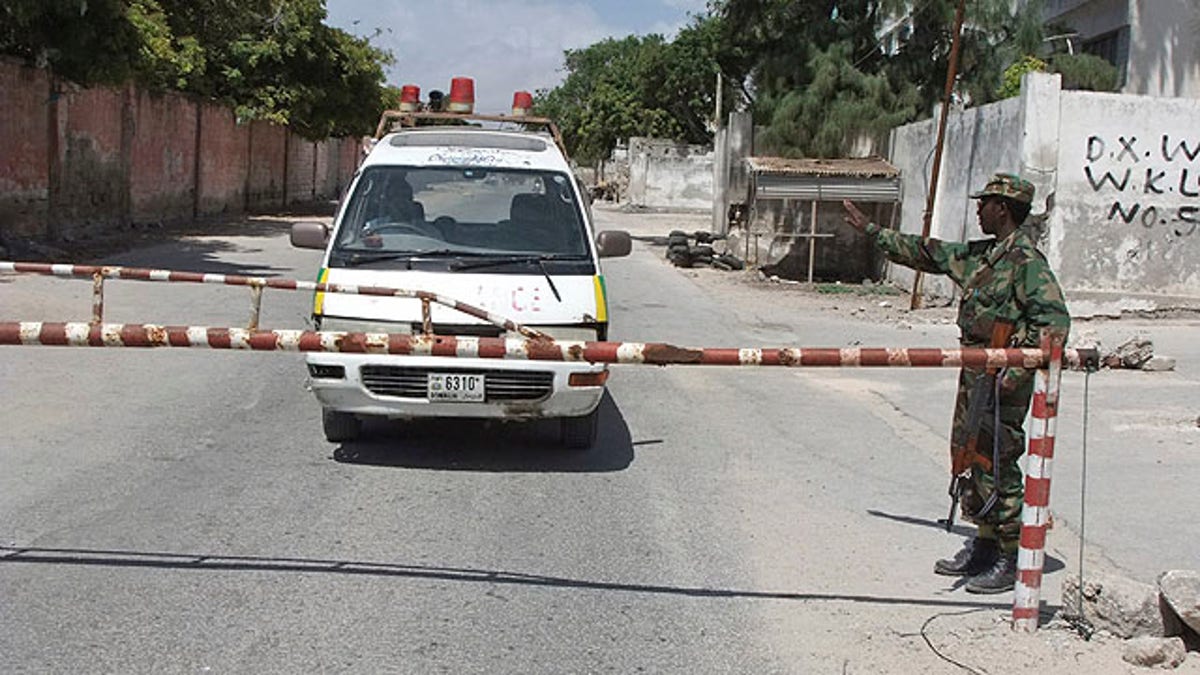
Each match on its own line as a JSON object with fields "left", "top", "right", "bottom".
{"left": 0, "top": 544, "right": 1020, "bottom": 613}
{"left": 867, "top": 509, "right": 1067, "bottom": 574}
{"left": 88, "top": 218, "right": 304, "bottom": 277}
{"left": 868, "top": 509, "right": 977, "bottom": 538}
{"left": 331, "top": 392, "right": 635, "bottom": 473}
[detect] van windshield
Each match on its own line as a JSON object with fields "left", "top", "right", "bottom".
{"left": 331, "top": 166, "right": 590, "bottom": 264}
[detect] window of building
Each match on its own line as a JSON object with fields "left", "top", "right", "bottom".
{"left": 1082, "top": 25, "right": 1129, "bottom": 86}
{"left": 1083, "top": 26, "right": 1129, "bottom": 69}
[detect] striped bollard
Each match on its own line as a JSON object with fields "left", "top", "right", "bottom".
{"left": 1012, "top": 329, "right": 1066, "bottom": 632}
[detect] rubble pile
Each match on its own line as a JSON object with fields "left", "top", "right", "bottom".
{"left": 1071, "top": 331, "right": 1177, "bottom": 372}
{"left": 1060, "top": 570, "right": 1200, "bottom": 669}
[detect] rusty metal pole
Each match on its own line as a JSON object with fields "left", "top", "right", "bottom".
{"left": 910, "top": 0, "right": 968, "bottom": 310}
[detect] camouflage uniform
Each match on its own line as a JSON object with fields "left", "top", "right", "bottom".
{"left": 863, "top": 175, "right": 1070, "bottom": 552}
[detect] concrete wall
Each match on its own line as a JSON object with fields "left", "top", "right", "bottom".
{"left": 0, "top": 59, "right": 360, "bottom": 249}
{"left": 626, "top": 137, "right": 713, "bottom": 211}
{"left": 888, "top": 96, "right": 1024, "bottom": 298}
{"left": 887, "top": 72, "right": 1200, "bottom": 310}
{"left": 1055, "top": 90, "right": 1200, "bottom": 297}
{"left": 711, "top": 112, "right": 753, "bottom": 233}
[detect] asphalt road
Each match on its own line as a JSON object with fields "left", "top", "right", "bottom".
{"left": 1, "top": 206, "right": 1197, "bottom": 673}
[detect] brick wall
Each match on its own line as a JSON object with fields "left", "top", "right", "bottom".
{"left": 130, "top": 88, "right": 197, "bottom": 225}
{"left": 286, "top": 132, "right": 317, "bottom": 205}
{"left": 0, "top": 58, "right": 361, "bottom": 245}
{"left": 52, "top": 84, "right": 127, "bottom": 239}
{"left": 197, "top": 103, "right": 248, "bottom": 217}
{"left": 246, "top": 121, "right": 286, "bottom": 211}
{"left": 0, "top": 62, "right": 51, "bottom": 237}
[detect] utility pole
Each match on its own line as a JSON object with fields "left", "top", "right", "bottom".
{"left": 910, "top": 0, "right": 967, "bottom": 310}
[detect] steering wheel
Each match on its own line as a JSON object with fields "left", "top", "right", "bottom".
{"left": 430, "top": 215, "right": 457, "bottom": 236}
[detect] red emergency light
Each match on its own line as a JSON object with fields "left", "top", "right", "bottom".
{"left": 448, "top": 77, "right": 475, "bottom": 113}
{"left": 511, "top": 90, "right": 534, "bottom": 117}
{"left": 398, "top": 84, "right": 420, "bottom": 112}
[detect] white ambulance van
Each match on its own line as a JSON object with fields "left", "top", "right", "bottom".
{"left": 291, "top": 111, "right": 630, "bottom": 448}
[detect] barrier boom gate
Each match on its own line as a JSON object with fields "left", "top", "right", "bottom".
{"left": 0, "top": 260, "right": 1097, "bottom": 632}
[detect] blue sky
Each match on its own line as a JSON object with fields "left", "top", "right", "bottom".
{"left": 324, "top": 0, "right": 709, "bottom": 113}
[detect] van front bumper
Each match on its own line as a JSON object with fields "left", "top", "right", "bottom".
{"left": 305, "top": 353, "right": 606, "bottom": 420}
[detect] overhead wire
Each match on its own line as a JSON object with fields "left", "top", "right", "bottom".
{"left": 1066, "top": 366, "right": 1096, "bottom": 639}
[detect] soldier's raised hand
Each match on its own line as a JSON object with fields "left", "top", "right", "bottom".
{"left": 842, "top": 199, "right": 869, "bottom": 232}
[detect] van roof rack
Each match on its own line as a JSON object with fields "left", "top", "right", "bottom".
{"left": 374, "top": 111, "right": 567, "bottom": 156}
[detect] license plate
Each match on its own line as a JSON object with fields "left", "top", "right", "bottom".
{"left": 427, "top": 373, "right": 485, "bottom": 402}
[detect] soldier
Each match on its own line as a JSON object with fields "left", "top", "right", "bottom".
{"left": 842, "top": 173, "right": 1070, "bottom": 593}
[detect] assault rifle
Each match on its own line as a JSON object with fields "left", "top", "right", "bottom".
{"left": 944, "top": 319, "right": 1014, "bottom": 532}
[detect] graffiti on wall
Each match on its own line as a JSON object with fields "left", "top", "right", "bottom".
{"left": 1084, "top": 134, "right": 1199, "bottom": 238}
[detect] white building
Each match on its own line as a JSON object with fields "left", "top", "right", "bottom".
{"left": 877, "top": 1, "right": 1200, "bottom": 98}
{"left": 1043, "top": 0, "right": 1200, "bottom": 98}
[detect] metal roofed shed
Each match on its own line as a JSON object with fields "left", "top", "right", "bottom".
{"left": 743, "top": 156, "right": 900, "bottom": 283}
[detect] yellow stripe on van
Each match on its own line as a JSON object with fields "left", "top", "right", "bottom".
{"left": 593, "top": 275, "right": 608, "bottom": 323}
{"left": 314, "top": 267, "right": 329, "bottom": 315}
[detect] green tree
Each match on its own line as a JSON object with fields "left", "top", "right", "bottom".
{"left": 756, "top": 42, "right": 919, "bottom": 158}
{"left": 0, "top": 0, "right": 394, "bottom": 138}
{"left": 708, "top": 0, "right": 1052, "bottom": 156}
{"left": 997, "top": 55, "right": 1047, "bottom": 98}
{"left": 711, "top": 0, "right": 917, "bottom": 156}
{"left": 536, "top": 22, "right": 722, "bottom": 164}
{"left": 127, "top": 0, "right": 205, "bottom": 90}
{"left": 1050, "top": 52, "right": 1119, "bottom": 92}
{"left": 0, "top": 0, "right": 146, "bottom": 83}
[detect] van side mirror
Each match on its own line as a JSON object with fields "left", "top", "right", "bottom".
{"left": 291, "top": 221, "right": 330, "bottom": 249}
{"left": 595, "top": 230, "right": 631, "bottom": 258}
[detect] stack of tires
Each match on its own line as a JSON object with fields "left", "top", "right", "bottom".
{"left": 665, "top": 230, "right": 745, "bottom": 271}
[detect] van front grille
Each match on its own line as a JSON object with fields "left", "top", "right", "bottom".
{"left": 359, "top": 366, "right": 554, "bottom": 401}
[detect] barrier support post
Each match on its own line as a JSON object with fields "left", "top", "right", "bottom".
{"left": 91, "top": 271, "right": 105, "bottom": 325}
{"left": 1012, "top": 328, "right": 1066, "bottom": 632}
{"left": 248, "top": 284, "right": 264, "bottom": 331}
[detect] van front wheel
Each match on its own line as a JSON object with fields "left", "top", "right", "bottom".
{"left": 322, "top": 409, "right": 362, "bottom": 443}
{"left": 560, "top": 409, "right": 599, "bottom": 449}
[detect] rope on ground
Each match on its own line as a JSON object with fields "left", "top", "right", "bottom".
{"left": 919, "top": 607, "right": 992, "bottom": 674}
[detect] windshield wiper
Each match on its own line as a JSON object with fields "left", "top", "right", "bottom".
{"left": 448, "top": 253, "right": 586, "bottom": 271}
{"left": 450, "top": 254, "right": 587, "bottom": 302}
{"left": 334, "top": 249, "right": 496, "bottom": 267}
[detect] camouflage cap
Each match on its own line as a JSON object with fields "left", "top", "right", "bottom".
{"left": 969, "top": 172, "right": 1034, "bottom": 205}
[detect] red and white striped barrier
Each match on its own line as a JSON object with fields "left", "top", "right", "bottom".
{"left": 0, "top": 260, "right": 1095, "bottom": 633}
{"left": 0, "top": 321, "right": 1091, "bottom": 370}
{"left": 0, "top": 261, "right": 546, "bottom": 338}
{"left": 1012, "top": 331, "right": 1066, "bottom": 632}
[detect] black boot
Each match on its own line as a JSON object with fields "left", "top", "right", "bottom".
{"left": 965, "top": 552, "right": 1018, "bottom": 594}
{"left": 933, "top": 538, "right": 998, "bottom": 577}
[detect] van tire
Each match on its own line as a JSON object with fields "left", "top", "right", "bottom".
{"left": 323, "top": 409, "right": 362, "bottom": 443}
{"left": 560, "top": 409, "right": 599, "bottom": 449}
